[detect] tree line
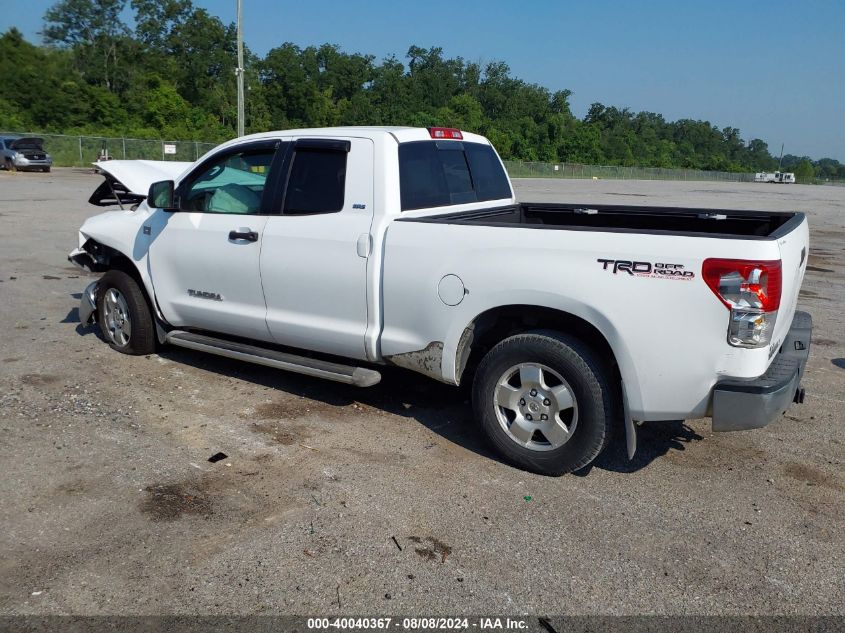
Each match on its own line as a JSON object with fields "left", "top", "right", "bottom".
{"left": 1, "top": 0, "right": 842, "bottom": 180}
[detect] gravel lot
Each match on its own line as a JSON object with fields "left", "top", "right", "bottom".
{"left": 0, "top": 168, "right": 842, "bottom": 616}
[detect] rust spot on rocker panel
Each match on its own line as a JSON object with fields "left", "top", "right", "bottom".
{"left": 386, "top": 342, "right": 444, "bottom": 381}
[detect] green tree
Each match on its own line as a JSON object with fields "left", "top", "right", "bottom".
{"left": 793, "top": 159, "right": 815, "bottom": 183}
{"left": 4, "top": 5, "right": 827, "bottom": 172}
{"left": 43, "top": 0, "right": 131, "bottom": 93}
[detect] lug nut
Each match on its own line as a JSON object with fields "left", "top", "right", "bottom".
{"left": 525, "top": 414, "right": 533, "bottom": 421}
{"left": 519, "top": 398, "right": 526, "bottom": 406}
{"left": 530, "top": 389, "right": 538, "bottom": 397}
{"left": 543, "top": 398, "right": 550, "bottom": 406}
{"left": 540, "top": 414, "right": 548, "bottom": 421}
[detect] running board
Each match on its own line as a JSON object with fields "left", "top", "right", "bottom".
{"left": 165, "top": 331, "right": 381, "bottom": 387}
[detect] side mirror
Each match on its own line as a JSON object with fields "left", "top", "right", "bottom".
{"left": 148, "top": 180, "right": 177, "bottom": 210}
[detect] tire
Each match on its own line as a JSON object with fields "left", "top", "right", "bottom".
{"left": 472, "top": 330, "right": 614, "bottom": 476}
{"left": 43, "top": 166, "right": 51, "bottom": 173}
{"left": 5, "top": 158, "right": 16, "bottom": 172}
{"left": 96, "top": 269, "right": 157, "bottom": 355}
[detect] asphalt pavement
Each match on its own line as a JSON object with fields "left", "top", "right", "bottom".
{"left": 0, "top": 169, "right": 842, "bottom": 616}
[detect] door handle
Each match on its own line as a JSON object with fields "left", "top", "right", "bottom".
{"left": 229, "top": 229, "right": 258, "bottom": 242}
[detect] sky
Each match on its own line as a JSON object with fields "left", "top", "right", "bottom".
{"left": 2, "top": 0, "right": 843, "bottom": 161}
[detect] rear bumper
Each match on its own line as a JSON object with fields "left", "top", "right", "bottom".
{"left": 711, "top": 311, "right": 812, "bottom": 432}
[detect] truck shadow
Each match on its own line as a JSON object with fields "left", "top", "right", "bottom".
{"left": 158, "top": 346, "right": 700, "bottom": 475}
{"left": 158, "top": 346, "right": 503, "bottom": 460}
{"left": 574, "top": 421, "right": 703, "bottom": 476}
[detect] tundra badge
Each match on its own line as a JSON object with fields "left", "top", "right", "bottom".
{"left": 188, "top": 289, "right": 222, "bottom": 301}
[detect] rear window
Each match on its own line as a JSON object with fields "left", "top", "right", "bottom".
{"left": 399, "top": 141, "right": 511, "bottom": 211}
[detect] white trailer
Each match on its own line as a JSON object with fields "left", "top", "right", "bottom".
{"left": 755, "top": 171, "right": 795, "bottom": 183}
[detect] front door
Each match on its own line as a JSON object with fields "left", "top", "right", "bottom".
{"left": 146, "top": 140, "right": 285, "bottom": 341}
{"left": 261, "top": 137, "right": 374, "bottom": 360}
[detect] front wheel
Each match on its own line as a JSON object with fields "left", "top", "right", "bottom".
{"left": 472, "top": 331, "right": 614, "bottom": 476}
{"left": 96, "top": 269, "right": 157, "bottom": 355}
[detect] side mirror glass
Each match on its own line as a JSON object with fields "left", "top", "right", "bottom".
{"left": 148, "top": 180, "right": 177, "bottom": 210}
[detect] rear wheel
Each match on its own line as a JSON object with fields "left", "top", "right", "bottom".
{"left": 96, "top": 270, "right": 156, "bottom": 355}
{"left": 472, "top": 330, "right": 614, "bottom": 475}
{"left": 5, "top": 158, "right": 15, "bottom": 172}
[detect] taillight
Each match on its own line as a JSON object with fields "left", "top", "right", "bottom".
{"left": 428, "top": 127, "right": 463, "bottom": 140}
{"left": 702, "top": 259, "right": 782, "bottom": 348}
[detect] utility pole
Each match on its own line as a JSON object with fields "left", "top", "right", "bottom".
{"left": 236, "top": 0, "right": 245, "bottom": 137}
{"left": 778, "top": 143, "right": 784, "bottom": 170}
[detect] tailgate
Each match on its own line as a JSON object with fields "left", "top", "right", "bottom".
{"left": 772, "top": 214, "right": 810, "bottom": 353}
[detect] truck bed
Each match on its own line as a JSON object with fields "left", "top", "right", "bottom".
{"left": 400, "top": 203, "right": 803, "bottom": 239}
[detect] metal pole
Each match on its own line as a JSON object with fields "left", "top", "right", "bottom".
{"left": 122, "top": 137, "right": 126, "bottom": 159}
{"left": 236, "top": 0, "right": 245, "bottom": 137}
{"left": 78, "top": 136, "right": 83, "bottom": 165}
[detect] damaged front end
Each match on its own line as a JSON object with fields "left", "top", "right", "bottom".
{"left": 68, "top": 240, "right": 114, "bottom": 324}
{"left": 68, "top": 237, "right": 116, "bottom": 275}
{"left": 68, "top": 243, "right": 101, "bottom": 324}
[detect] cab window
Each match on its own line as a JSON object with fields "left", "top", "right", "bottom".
{"left": 181, "top": 148, "right": 276, "bottom": 214}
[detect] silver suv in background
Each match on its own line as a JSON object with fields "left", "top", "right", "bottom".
{"left": 0, "top": 136, "right": 53, "bottom": 172}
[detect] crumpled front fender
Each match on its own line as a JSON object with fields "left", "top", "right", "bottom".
{"left": 68, "top": 247, "right": 100, "bottom": 273}
{"left": 79, "top": 281, "right": 99, "bottom": 325}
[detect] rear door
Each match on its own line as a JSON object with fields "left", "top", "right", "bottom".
{"left": 146, "top": 139, "right": 287, "bottom": 341}
{"left": 261, "top": 137, "right": 374, "bottom": 360}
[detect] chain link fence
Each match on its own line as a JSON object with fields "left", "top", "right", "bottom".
{"left": 0, "top": 132, "right": 217, "bottom": 167}
{"left": 8, "top": 131, "right": 840, "bottom": 185}
{"left": 503, "top": 160, "right": 756, "bottom": 182}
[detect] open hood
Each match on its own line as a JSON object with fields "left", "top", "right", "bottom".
{"left": 95, "top": 160, "right": 193, "bottom": 196}
{"left": 89, "top": 160, "right": 193, "bottom": 207}
{"left": 9, "top": 137, "right": 45, "bottom": 150}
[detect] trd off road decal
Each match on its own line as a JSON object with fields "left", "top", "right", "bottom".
{"left": 597, "top": 259, "right": 695, "bottom": 280}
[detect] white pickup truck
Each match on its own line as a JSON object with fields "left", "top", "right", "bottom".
{"left": 70, "top": 126, "right": 812, "bottom": 475}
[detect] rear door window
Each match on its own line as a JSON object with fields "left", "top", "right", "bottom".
{"left": 399, "top": 141, "right": 510, "bottom": 211}
{"left": 283, "top": 145, "right": 348, "bottom": 215}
